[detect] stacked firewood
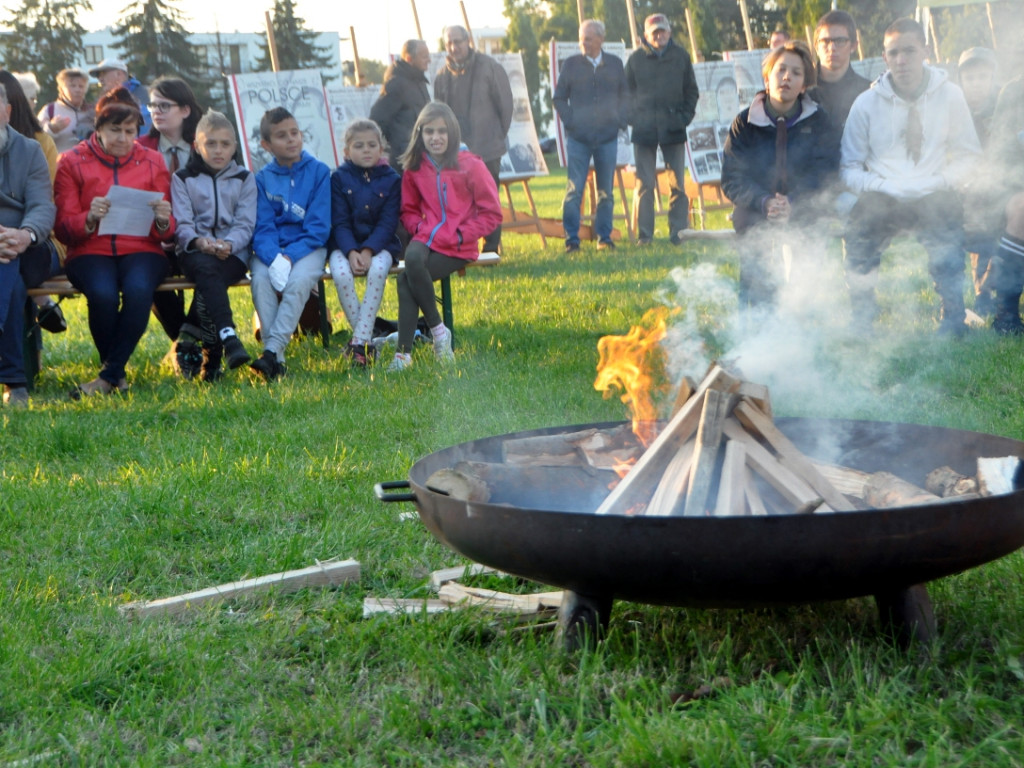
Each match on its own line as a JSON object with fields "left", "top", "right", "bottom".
{"left": 427, "top": 363, "right": 1019, "bottom": 516}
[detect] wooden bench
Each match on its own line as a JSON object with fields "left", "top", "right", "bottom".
{"left": 24, "top": 252, "right": 501, "bottom": 386}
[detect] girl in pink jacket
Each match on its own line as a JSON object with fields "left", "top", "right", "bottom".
{"left": 389, "top": 101, "right": 502, "bottom": 371}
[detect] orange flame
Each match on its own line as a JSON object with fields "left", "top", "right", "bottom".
{"left": 594, "top": 307, "right": 673, "bottom": 446}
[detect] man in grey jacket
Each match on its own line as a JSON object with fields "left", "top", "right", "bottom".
{"left": 0, "top": 83, "right": 57, "bottom": 406}
{"left": 626, "top": 13, "right": 699, "bottom": 245}
{"left": 434, "top": 25, "right": 513, "bottom": 253}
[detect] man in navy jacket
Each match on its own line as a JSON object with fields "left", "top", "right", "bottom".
{"left": 553, "top": 19, "right": 628, "bottom": 252}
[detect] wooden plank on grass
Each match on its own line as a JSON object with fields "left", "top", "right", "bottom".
{"left": 429, "top": 564, "right": 503, "bottom": 590}
{"left": 363, "top": 598, "right": 451, "bottom": 617}
{"left": 119, "top": 559, "right": 361, "bottom": 618}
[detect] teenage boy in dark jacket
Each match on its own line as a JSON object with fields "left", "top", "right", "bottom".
{"left": 553, "top": 19, "right": 628, "bottom": 252}
{"left": 626, "top": 13, "right": 699, "bottom": 245}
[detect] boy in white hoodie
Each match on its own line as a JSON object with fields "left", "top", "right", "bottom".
{"left": 840, "top": 18, "right": 981, "bottom": 336}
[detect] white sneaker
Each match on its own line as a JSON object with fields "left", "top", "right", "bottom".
{"left": 432, "top": 326, "right": 454, "bottom": 362}
{"left": 387, "top": 353, "right": 412, "bottom": 372}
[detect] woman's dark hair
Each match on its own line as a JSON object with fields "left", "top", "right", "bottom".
{"left": 95, "top": 87, "right": 143, "bottom": 131}
{"left": 0, "top": 69, "right": 42, "bottom": 136}
{"left": 147, "top": 76, "right": 203, "bottom": 142}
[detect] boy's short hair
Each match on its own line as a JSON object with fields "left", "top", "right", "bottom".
{"left": 344, "top": 118, "right": 384, "bottom": 149}
{"left": 196, "top": 109, "right": 237, "bottom": 139}
{"left": 762, "top": 40, "right": 817, "bottom": 89}
{"left": 57, "top": 68, "right": 89, "bottom": 85}
{"left": 884, "top": 18, "right": 926, "bottom": 46}
{"left": 260, "top": 107, "right": 295, "bottom": 141}
{"left": 815, "top": 10, "right": 857, "bottom": 43}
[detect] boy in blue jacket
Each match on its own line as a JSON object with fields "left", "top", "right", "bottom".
{"left": 249, "top": 107, "right": 331, "bottom": 379}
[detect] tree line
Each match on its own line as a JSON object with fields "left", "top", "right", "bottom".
{"left": 1, "top": 0, "right": 334, "bottom": 107}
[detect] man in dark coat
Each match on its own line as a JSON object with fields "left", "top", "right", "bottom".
{"left": 370, "top": 40, "right": 430, "bottom": 172}
{"left": 0, "top": 83, "right": 57, "bottom": 407}
{"left": 434, "top": 25, "right": 513, "bottom": 253}
{"left": 625, "top": 13, "right": 699, "bottom": 245}
{"left": 806, "top": 10, "right": 870, "bottom": 132}
{"left": 553, "top": 19, "right": 628, "bottom": 252}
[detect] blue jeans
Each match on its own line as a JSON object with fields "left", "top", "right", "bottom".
{"left": 65, "top": 252, "right": 168, "bottom": 384}
{"left": 0, "top": 259, "right": 27, "bottom": 385}
{"left": 563, "top": 135, "right": 617, "bottom": 244}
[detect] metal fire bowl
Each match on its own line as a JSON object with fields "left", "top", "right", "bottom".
{"left": 403, "top": 419, "right": 1024, "bottom": 609}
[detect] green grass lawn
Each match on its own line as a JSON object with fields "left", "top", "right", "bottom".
{"left": 3, "top": 165, "right": 1024, "bottom": 765}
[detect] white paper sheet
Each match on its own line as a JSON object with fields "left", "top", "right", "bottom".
{"left": 97, "top": 185, "right": 165, "bottom": 237}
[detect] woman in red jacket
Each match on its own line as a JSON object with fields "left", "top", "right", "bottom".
{"left": 54, "top": 88, "right": 175, "bottom": 397}
{"left": 390, "top": 101, "right": 502, "bottom": 372}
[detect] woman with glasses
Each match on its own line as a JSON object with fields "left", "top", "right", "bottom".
{"left": 138, "top": 77, "right": 208, "bottom": 378}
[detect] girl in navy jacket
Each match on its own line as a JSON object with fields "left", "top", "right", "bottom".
{"left": 329, "top": 119, "right": 401, "bottom": 366}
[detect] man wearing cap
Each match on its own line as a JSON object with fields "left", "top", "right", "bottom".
{"left": 88, "top": 58, "right": 151, "bottom": 133}
{"left": 807, "top": 10, "right": 870, "bottom": 132}
{"left": 433, "top": 25, "right": 512, "bottom": 253}
{"left": 625, "top": 12, "right": 699, "bottom": 245}
{"left": 553, "top": 19, "right": 628, "bottom": 252}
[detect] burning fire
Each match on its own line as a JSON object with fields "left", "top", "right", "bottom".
{"left": 595, "top": 307, "right": 675, "bottom": 447}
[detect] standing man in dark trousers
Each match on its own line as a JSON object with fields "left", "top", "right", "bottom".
{"left": 370, "top": 39, "right": 430, "bottom": 172}
{"left": 807, "top": 10, "right": 870, "bottom": 132}
{"left": 434, "top": 25, "right": 512, "bottom": 254}
{"left": 626, "top": 13, "right": 699, "bottom": 246}
{"left": 553, "top": 19, "right": 628, "bottom": 253}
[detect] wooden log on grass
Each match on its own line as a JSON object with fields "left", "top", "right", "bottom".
{"left": 120, "top": 559, "right": 361, "bottom": 618}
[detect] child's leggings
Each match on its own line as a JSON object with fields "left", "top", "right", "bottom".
{"left": 329, "top": 249, "right": 392, "bottom": 344}
{"left": 395, "top": 241, "right": 466, "bottom": 353}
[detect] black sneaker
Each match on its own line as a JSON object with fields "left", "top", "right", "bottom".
{"left": 993, "top": 312, "right": 1024, "bottom": 336}
{"left": 37, "top": 302, "right": 67, "bottom": 333}
{"left": 597, "top": 240, "right": 616, "bottom": 250}
{"left": 565, "top": 241, "right": 580, "bottom": 253}
{"left": 175, "top": 339, "right": 203, "bottom": 380}
{"left": 223, "top": 335, "right": 251, "bottom": 370}
{"left": 250, "top": 349, "right": 283, "bottom": 380}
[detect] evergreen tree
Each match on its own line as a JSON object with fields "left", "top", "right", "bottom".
{"left": 257, "top": 0, "right": 334, "bottom": 76}
{"left": 2, "top": 0, "right": 91, "bottom": 104}
{"left": 111, "top": 0, "right": 206, "bottom": 86}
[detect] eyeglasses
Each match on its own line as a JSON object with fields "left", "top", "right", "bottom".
{"left": 448, "top": 37, "right": 469, "bottom": 45}
{"left": 147, "top": 101, "right": 179, "bottom": 113}
{"left": 817, "top": 37, "right": 851, "bottom": 48}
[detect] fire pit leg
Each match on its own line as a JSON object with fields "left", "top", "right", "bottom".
{"left": 874, "top": 584, "right": 936, "bottom": 647}
{"left": 556, "top": 591, "right": 612, "bottom": 651}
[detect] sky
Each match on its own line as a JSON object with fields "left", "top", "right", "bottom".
{"left": 66, "top": 0, "right": 510, "bottom": 65}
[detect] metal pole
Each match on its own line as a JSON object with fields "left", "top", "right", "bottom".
{"left": 410, "top": 0, "right": 423, "bottom": 40}
{"left": 577, "top": 0, "right": 585, "bottom": 25}
{"left": 264, "top": 10, "right": 279, "bottom": 72}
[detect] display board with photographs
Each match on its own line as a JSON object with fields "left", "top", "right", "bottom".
{"left": 227, "top": 70, "right": 338, "bottom": 173}
{"left": 685, "top": 60, "right": 745, "bottom": 185}
{"left": 324, "top": 85, "right": 382, "bottom": 162}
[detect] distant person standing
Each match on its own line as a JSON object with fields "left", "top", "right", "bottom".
{"left": 626, "top": 12, "right": 699, "bottom": 246}
{"left": 807, "top": 11, "right": 870, "bottom": 131}
{"left": 89, "top": 58, "right": 152, "bottom": 134}
{"left": 433, "top": 25, "right": 512, "bottom": 253}
{"left": 38, "top": 68, "right": 95, "bottom": 154}
{"left": 370, "top": 39, "right": 431, "bottom": 172}
{"left": 553, "top": 19, "right": 628, "bottom": 253}
{"left": 769, "top": 28, "right": 791, "bottom": 49}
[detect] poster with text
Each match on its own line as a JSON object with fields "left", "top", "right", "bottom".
{"left": 227, "top": 70, "right": 338, "bottom": 173}
{"left": 549, "top": 40, "right": 633, "bottom": 169}
{"left": 324, "top": 85, "right": 382, "bottom": 162}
